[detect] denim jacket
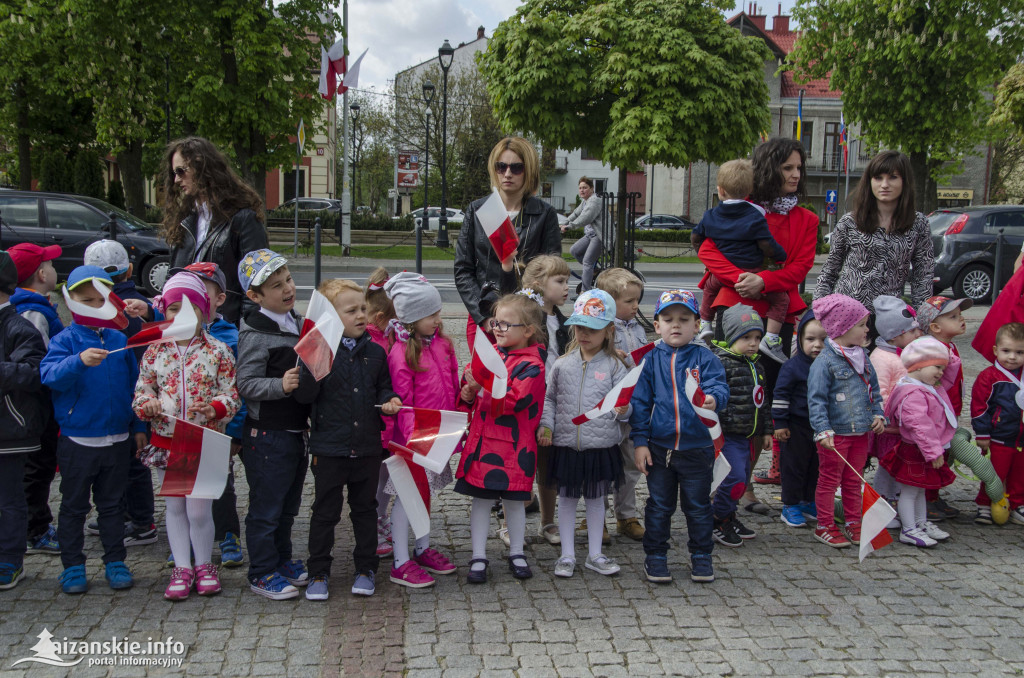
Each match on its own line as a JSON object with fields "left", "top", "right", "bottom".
{"left": 807, "top": 341, "right": 884, "bottom": 437}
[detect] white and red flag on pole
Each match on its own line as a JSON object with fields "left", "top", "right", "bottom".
{"left": 318, "top": 39, "right": 346, "bottom": 100}
{"left": 341, "top": 48, "right": 367, "bottom": 92}
{"left": 475, "top": 187, "right": 520, "bottom": 261}
{"left": 62, "top": 279, "right": 129, "bottom": 331}
{"left": 684, "top": 368, "right": 730, "bottom": 494}
{"left": 572, "top": 360, "right": 645, "bottom": 425}
{"left": 294, "top": 290, "right": 343, "bottom": 381}
{"left": 158, "top": 417, "right": 231, "bottom": 499}
{"left": 384, "top": 407, "right": 469, "bottom": 539}
{"left": 629, "top": 342, "right": 655, "bottom": 366}
{"left": 470, "top": 327, "right": 508, "bottom": 415}
{"left": 122, "top": 298, "right": 198, "bottom": 350}
{"left": 859, "top": 482, "right": 897, "bottom": 562}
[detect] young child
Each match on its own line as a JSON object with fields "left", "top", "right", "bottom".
{"left": 807, "top": 294, "right": 885, "bottom": 549}
{"left": 708, "top": 305, "right": 772, "bottom": 547}
{"left": 692, "top": 159, "right": 789, "bottom": 363}
{"left": 876, "top": 337, "right": 956, "bottom": 547}
{"left": 133, "top": 272, "right": 239, "bottom": 599}
{"left": 8, "top": 243, "right": 63, "bottom": 556}
{"left": 0, "top": 251, "right": 47, "bottom": 590}
{"left": 40, "top": 266, "right": 146, "bottom": 593}
{"left": 538, "top": 290, "right": 628, "bottom": 577}
{"left": 917, "top": 296, "right": 971, "bottom": 522}
{"left": 971, "top": 322, "right": 1024, "bottom": 526}
{"left": 629, "top": 289, "right": 728, "bottom": 584}
{"left": 295, "top": 279, "right": 401, "bottom": 599}
{"left": 773, "top": 311, "right": 826, "bottom": 528}
{"left": 594, "top": 267, "right": 647, "bottom": 542}
{"left": 522, "top": 255, "right": 570, "bottom": 545}
{"left": 365, "top": 267, "right": 397, "bottom": 558}
{"left": 382, "top": 272, "right": 459, "bottom": 588}
{"left": 236, "top": 249, "right": 311, "bottom": 600}
{"left": 456, "top": 294, "right": 547, "bottom": 583}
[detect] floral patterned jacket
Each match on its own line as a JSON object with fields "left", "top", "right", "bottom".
{"left": 132, "top": 332, "right": 240, "bottom": 446}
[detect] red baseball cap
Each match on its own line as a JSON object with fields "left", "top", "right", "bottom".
{"left": 7, "top": 243, "right": 62, "bottom": 285}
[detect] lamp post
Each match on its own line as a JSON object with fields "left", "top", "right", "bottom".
{"left": 350, "top": 103, "right": 360, "bottom": 215}
{"left": 419, "top": 81, "right": 435, "bottom": 273}
{"left": 436, "top": 39, "right": 455, "bottom": 249}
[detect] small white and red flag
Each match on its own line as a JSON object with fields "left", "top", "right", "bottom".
{"left": 158, "top": 417, "right": 231, "bottom": 499}
{"left": 295, "top": 290, "right": 343, "bottom": 381}
{"left": 123, "top": 298, "right": 198, "bottom": 350}
{"left": 629, "top": 342, "right": 655, "bottom": 366}
{"left": 384, "top": 448, "right": 432, "bottom": 539}
{"left": 470, "top": 327, "right": 508, "bottom": 414}
{"left": 318, "top": 39, "right": 346, "bottom": 100}
{"left": 341, "top": 48, "right": 367, "bottom": 92}
{"left": 62, "top": 279, "right": 129, "bottom": 331}
{"left": 572, "top": 360, "right": 645, "bottom": 425}
{"left": 475, "top": 187, "right": 520, "bottom": 262}
{"left": 859, "top": 482, "right": 897, "bottom": 562}
{"left": 684, "top": 368, "right": 730, "bottom": 494}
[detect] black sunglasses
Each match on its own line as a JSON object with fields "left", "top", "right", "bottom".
{"left": 172, "top": 166, "right": 190, "bottom": 178}
{"left": 494, "top": 162, "right": 525, "bottom": 176}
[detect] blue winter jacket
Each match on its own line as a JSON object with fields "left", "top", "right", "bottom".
{"left": 807, "top": 340, "right": 884, "bottom": 437}
{"left": 40, "top": 323, "right": 144, "bottom": 437}
{"left": 11, "top": 287, "right": 64, "bottom": 340}
{"left": 629, "top": 340, "right": 729, "bottom": 451}
{"left": 208, "top": 316, "right": 246, "bottom": 440}
{"left": 772, "top": 311, "right": 816, "bottom": 428}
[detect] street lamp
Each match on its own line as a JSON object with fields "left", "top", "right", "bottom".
{"left": 436, "top": 39, "right": 455, "bottom": 249}
{"left": 350, "top": 103, "right": 360, "bottom": 214}
{"left": 418, "top": 80, "right": 436, "bottom": 273}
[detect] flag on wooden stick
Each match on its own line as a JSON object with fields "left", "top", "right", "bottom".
{"left": 158, "top": 418, "right": 231, "bottom": 499}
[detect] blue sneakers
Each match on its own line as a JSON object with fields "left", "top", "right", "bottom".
{"left": 105, "top": 561, "right": 134, "bottom": 590}
{"left": 643, "top": 556, "right": 672, "bottom": 583}
{"left": 351, "top": 571, "right": 376, "bottom": 596}
{"left": 690, "top": 553, "right": 714, "bottom": 583}
{"left": 59, "top": 565, "right": 88, "bottom": 594}
{"left": 26, "top": 525, "right": 60, "bottom": 555}
{"left": 249, "top": 573, "right": 299, "bottom": 600}
{"left": 0, "top": 563, "right": 24, "bottom": 590}
{"left": 277, "top": 559, "right": 309, "bottom": 587}
{"left": 781, "top": 505, "right": 807, "bottom": 527}
{"left": 798, "top": 501, "right": 818, "bottom": 521}
{"left": 219, "top": 532, "right": 244, "bottom": 568}
{"left": 306, "top": 575, "right": 329, "bottom": 601}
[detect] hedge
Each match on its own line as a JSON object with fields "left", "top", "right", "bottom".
{"left": 265, "top": 208, "right": 415, "bottom": 232}
{"left": 562, "top": 227, "right": 693, "bottom": 243}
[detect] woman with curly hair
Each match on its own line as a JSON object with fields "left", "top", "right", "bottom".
{"left": 163, "top": 137, "right": 269, "bottom": 325}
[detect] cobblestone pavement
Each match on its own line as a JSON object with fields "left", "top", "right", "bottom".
{"left": 4, "top": 311, "right": 1024, "bottom": 677}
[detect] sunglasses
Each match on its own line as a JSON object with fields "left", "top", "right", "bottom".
{"left": 494, "top": 162, "right": 525, "bottom": 176}
{"left": 172, "top": 166, "right": 190, "bottom": 178}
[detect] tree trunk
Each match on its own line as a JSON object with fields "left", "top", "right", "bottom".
{"left": 116, "top": 140, "right": 146, "bottom": 217}
{"left": 614, "top": 170, "right": 628, "bottom": 267}
{"left": 220, "top": 17, "right": 266, "bottom": 203}
{"left": 15, "top": 79, "right": 32, "bottom": 190}
{"left": 908, "top": 150, "right": 938, "bottom": 214}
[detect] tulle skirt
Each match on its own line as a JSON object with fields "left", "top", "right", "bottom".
{"left": 547, "top": 445, "right": 624, "bottom": 499}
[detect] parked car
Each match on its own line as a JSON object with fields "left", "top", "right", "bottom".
{"left": 0, "top": 189, "right": 171, "bottom": 295}
{"left": 279, "top": 197, "right": 343, "bottom": 213}
{"left": 930, "top": 205, "right": 1024, "bottom": 304}
{"left": 395, "top": 207, "right": 465, "bottom": 231}
{"left": 634, "top": 214, "right": 696, "bottom": 231}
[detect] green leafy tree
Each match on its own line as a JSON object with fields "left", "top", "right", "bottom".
{"left": 478, "top": 0, "right": 771, "bottom": 264}
{"left": 106, "top": 179, "right": 126, "bottom": 209}
{"left": 73, "top": 151, "right": 106, "bottom": 199}
{"left": 347, "top": 93, "right": 397, "bottom": 213}
{"left": 992, "top": 62, "right": 1024, "bottom": 136}
{"left": 40, "top": 151, "right": 72, "bottom": 193}
{"left": 789, "top": 0, "right": 1024, "bottom": 213}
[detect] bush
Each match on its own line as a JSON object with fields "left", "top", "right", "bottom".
{"left": 40, "top": 151, "right": 72, "bottom": 193}
{"left": 73, "top": 151, "right": 105, "bottom": 199}
{"left": 562, "top": 227, "right": 693, "bottom": 243}
{"left": 106, "top": 180, "right": 125, "bottom": 209}
{"left": 145, "top": 206, "right": 164, "bottom": 225}
{"left": 265, "top": 208, "right": 415, "bottom": 232}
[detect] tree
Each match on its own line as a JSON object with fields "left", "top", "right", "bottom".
{"left": 106, "top": 179, "right": 126, "bottom": 209}
{"left": 73, "top": 151, "right": 106, "bottom": 199}
{"left": 478, "top": 0, "right": 771, "bottom": 264}
{"left": 789, "top": 0, "right": 1024, "bottom": 213}
{"left": 39, "top": 151, "right": 72, "bottom": 193}
{"left": 346, "top": 93, "right": 396, "bottom": 213}
{"left": 992, "top": 62, "right": 1024, "bottom": 136}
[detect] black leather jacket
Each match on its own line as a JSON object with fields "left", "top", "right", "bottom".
{"left": 454, "top": 195, "right": 561, "bottom": 325}
{"left": 168, "top": 208, "right": 269, "bottom": 325}
{"left": 0, "top": 305, "right": 46, "bottom": 454}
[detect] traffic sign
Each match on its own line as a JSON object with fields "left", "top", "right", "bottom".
{"left": 826, "top": 190, "right": 837, "bottom": 203}
{"left": 297, "top": 119, "right": 305, "bottom": 150}
{"left": 826, "top": 202, "right": 837, "bottom": 215}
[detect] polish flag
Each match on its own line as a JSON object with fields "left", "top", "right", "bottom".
{"left": 470, "top": 327, "right": 508, "bottom": 414}
{"left": 475, "top": 187, "right": 520, "bottom": 262}
{"left": 572, "top": 360, "right": 645, "bottom": 425}
{"left": 341, "top": 48, "right": 367, "bottom": 92}
{"left": 629, "top": 342, "right": 655, "bottom": 366}
{"left": 124, "top": 298, "right": 198, "bottom": 350}
{"left": 388, "top": 407, "right": 468, "bottom": 474}
{"left": 384, "top": 447, "right": 432, "bottom": 539}
{"left": 295, "top": 290, "right": 343, "bottom": 381}
{"left": 158, "top": 418, "right": 231, "bottom": 499}
{"left": 859, "top": 482, "right": 897, "bottom": 562}
{"left": 62, "top": 279, "right": 129, "bottom": 331}
{"left": 684, "top": 368, "right": 730, "bottom": 495}
{"left": 318, "top": 39, "right": 346, "bottom": 100}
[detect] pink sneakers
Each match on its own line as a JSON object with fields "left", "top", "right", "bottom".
{"left": 164, "top": 567, "right": 194, "bottom": 601}
{"left": 195, "top": 562, "right": 222, "bottom": 596}
{"left": 389, "top": 560, "right": 435, "bottom": 588}
{"left": 413, "top": 548, "right": 457, "bottom": 575}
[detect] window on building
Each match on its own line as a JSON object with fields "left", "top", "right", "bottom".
{"left": 823, "top": 121, "right": 842, "bottom": 172}
{"left": 792, "top": 120, "right": 813, "bottom": 155}
{"left": 581, "top": 147, "right": 599, "bottom": 161}
{"left": 283, "top": 169, "right": 306, "bottom": 202}
{"left": 593, "top": 178, "right": 607, "bottom": 194}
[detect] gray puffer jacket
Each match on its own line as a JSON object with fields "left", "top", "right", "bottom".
{"left": 540, "top": 349, "right": 632, "bottom": 450}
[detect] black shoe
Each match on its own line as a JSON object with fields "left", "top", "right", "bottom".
{"left": 466, "top": 558, "right": 489, "bottom": 584}
{"left": 731, "top": 515, "right": 756, "bottom": 540}
{"left": 124, "top": 523, "right": 158, "bottom": 547}
{"left": 507, "top": 555, "right": 533, "bottom": 579}
{"left": 524, "top": 493, "right": 540, "bottom": 514}
{"left": 712, "top": 518, "right": 743, "bottom": 548}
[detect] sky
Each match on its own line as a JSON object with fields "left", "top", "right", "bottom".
{"left": 343, "top": 0, "right": 801, "bottom": 94}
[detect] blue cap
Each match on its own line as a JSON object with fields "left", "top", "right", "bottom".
{"left": 238, "top": 249, "right": 288, "bottom": 291}
{"left": 67, "top": 265, "right": 114, "bottom": 291}
{"left": 565, "top": 289, "right": 617, "bottom": 329}
{"left": 653, "top": 289, "right": 699, "bottom": 318}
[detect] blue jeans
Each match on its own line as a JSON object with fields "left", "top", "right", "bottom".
{"left": 56, "top": 437, "right": 130, "bottom": 568}
{"left": 642, "top": 443, "right": 714, "bottom": 557}
{"left": 712, "top": 435, "right": 753, "bottom": 519}
{"left": 0, "top": 453, "right": 27, "bottom": 568}
{"left": 241, "top": 429, "right": 308, "bottom": 580}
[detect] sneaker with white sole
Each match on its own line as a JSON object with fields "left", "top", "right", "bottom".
{"left": 975, "top": 505, "right": 993, "bottom": 525}
{"left": 759, "top": 335, "right": 788, "bottom": 364}
{"left": 306, "top": 575, "right": 329, "bottom": 600}
{"left": 1010, "top": 506, "right": 1024, "bottom": 526}
{"left": 26, "top": 525, "right": 60, "bottom": 555}
{"left": 697, "top": 322, "right": 713, "bottom": 342}
{"left": 781, "top": 505, "right": 806, "bottom": 528}
{"left": 899, "top": 526, "right": 937, "bottom": 548}
{"left": 352, "top": 571, "right": 376, "bottom": 596}
{"left": 712, "top": 518, "right": 743, "bottom": 547}
{"left": 123, "top": 523, "right": 158, "bottom": 547}
{"left": 249, "top": 573, "right": 299, "bottom": 600}
{"left": 553, "top": 556, "right": 575, "bottom": 578}
{"left": 585, "top": 554, "right": 620, "bottom": 576}
{"left": 919, "top": 521, "right": 949, "bottom": 541}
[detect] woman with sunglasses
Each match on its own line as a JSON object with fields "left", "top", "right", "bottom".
{"left": 563, "top": 177, "right": 603, "bottom": 291}
{"left": 455, "top": 137, "right": 562, "bottom": 349}
{"left": 162, "top": 137, "right": 269, "bottom": 326}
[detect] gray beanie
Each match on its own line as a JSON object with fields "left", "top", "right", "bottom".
{"left": 722, "top": 304, "right": 763, "bottom": 345}
{"left": 384, "top": 271, "right": 442, "bottom": 324}
{"left": 873, "top": 295, "right": 919, "bottom": 341}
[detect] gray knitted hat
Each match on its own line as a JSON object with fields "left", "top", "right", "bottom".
{"left": 873, "top": 295, "right": 919, "bottom": 341}
{"left": 384, "top": 271, "right": 442, "bottom": 324}
{"left": 722, "top": 304, "right": 764, "bottom": 345}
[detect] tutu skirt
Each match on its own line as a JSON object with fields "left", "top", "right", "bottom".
{"left": 547, "top": 445, "right": 624, "bottom": 499}
{"left": 878, "top": 441, "right": 956, "bottom": 490}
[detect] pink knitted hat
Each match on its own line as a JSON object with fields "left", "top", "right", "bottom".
{"left": 811, "top": 293, "right": 869, "bottom": 339}
{"left": 154, "top": 271, "right": 211, "bottom": 320}
{"left": 901, "top": 336, "right": 950, "bottom": 372}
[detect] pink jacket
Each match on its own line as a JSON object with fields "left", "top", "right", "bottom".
{"left": 367, "top": 323, "right": 396, "bottom": 448}
{"left": 885, "top": 380, "right": 956, "bottom": 461}
{"left": 869, "top": 344, "right": 906, "bottom": 404}
{"left": 388, "top": 334, "right": 460, "bottom": 445}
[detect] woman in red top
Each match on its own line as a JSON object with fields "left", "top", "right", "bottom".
{"left": 697, "top": 137, "right": 819, "bottom": 500}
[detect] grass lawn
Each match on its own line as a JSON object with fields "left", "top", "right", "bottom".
{"left": 306, "top": 244, "right": 698, "bottom": 264}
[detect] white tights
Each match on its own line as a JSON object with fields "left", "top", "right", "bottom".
{"left": 165, "top": 497, "right": 214, "bottom": 568}
{"left": 897, "top": 483, "right": 926, "bottom": 530}
{"left": 469, "top": 497, "right": 526, "bottom": 571}
{"left": 390, "top": 497, "right": 431, "bottom": 567}
{"left": 558, "top": 494, "right": 606, "bottom": 561}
